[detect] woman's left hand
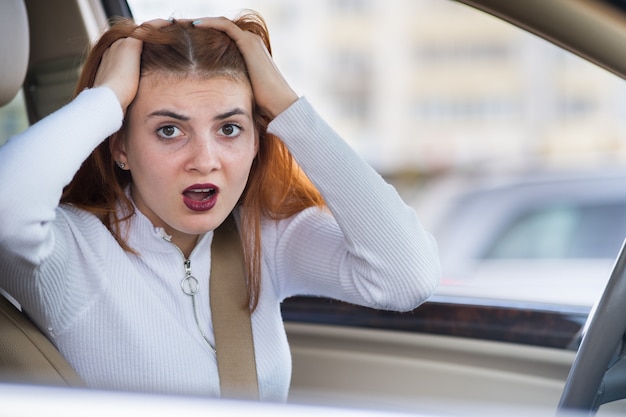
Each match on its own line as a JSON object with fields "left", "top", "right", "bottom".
{"left": 191, "top": 17, "right": 298, "bottom": 119}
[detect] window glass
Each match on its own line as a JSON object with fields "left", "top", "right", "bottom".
{"left": 484, "top": 203, "right": 626, "bottom": 259}
{"left": 126, "top": 0, "right": 626, "bottom": 307}
{"left": 127, "top": 0, "right": 626, "bottom": 174}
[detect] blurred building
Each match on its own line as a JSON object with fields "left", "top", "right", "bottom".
{"left": 4, "top": 0, "right": 624, "bottom": 175}
{"left": 255, "top": 0, "right": 626, "bottom": 175}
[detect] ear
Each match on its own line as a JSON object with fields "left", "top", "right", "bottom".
{"left": 109, "top": 132, "right": 129, "bottom": 169}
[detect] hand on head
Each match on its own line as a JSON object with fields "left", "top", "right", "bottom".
{"left": 93, "top": 19, "right": 171, "bottom": 112}
{"left": 93, "top": 16, "right": 298, "bottom": 119}
{"left": 191, "top": 17, "right": 298, "bottom": 119}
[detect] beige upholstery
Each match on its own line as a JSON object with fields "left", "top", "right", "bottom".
{"left": 0, "top": 295, "right": 83, "bottom": 386}
{"left": 0, "top": 0, "right": 83, "bottom": 387}
{"left": 0, "top": 0, "right": 29, "bottom": 106}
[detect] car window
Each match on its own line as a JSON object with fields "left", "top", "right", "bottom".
{"left": 0, "top": 91, "right": 29, "bottom": 146}
{"left": 126, "top": 0, "right": 626, "bottom": 170}
{"left": 125, "top": 0, "right": 626, "bottom": 308}
{"left": 483, "top": 203, "right": 626, "bottom": 259}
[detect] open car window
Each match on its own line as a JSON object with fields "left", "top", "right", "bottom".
{"left": 129, "top": 0, "right": 626, "bottom": 309}
{"left": 128, "top": 0, "right": 626, "bottom": 174}
{"left": 111, "top": 0, "right": 626, "bottom": 310}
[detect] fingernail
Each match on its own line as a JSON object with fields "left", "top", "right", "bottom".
{"left": 192, "top": 20, "right": 202, "bottom": 26}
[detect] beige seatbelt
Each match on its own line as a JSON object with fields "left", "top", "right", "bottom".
{"left": 210, "top": 215, "right": 259, "bottom": 400}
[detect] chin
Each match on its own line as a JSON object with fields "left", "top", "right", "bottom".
{"left": 182, "top": 218, "right": 228, "bottom": 235}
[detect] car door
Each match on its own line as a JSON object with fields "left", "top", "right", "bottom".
{"left": 5, "top": 0, "right": 626, "bottom": 415}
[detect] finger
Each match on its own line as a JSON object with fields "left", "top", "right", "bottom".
{"left": 133, "top": 18, "right": 172, "bottom": 38}
{"left": 190, "top": 17, "right": 243, "bottom": 39}
{"left": 138, "top": 18, "right": 172, "bottom": 29}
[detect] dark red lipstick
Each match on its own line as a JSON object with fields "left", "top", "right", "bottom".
{"left": 182, "top": 183, "right": 219, "bottom": 212}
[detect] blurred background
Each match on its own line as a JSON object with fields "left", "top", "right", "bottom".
{"left": 3, "top": 0, "right": 626, "bottom": 307}
{"left": 123, "top": 0, "right": 626, "bottom": 174}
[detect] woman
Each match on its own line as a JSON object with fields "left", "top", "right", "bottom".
{"left": 0, "top": 12, "right": 440, "bottom": 401}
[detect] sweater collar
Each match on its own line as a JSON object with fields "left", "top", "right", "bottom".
{"left": 119, "top": 186, "right": 213, "bottom": 256}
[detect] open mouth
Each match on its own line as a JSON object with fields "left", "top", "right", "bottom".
{"left": 182, "top": 184, "right": 219, "bottom": 211}
{"left": 183, "top": 187, "right": 217, "bottom": 201}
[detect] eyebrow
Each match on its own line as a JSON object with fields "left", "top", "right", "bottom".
{"left": 147, "top": 110, "right": 190, "bottom": 121}
{"left": 146, "top": 108, "right": 250, "bottom": 122}
{"left": 213, "top": 108, "right": 250, "bottom": 121}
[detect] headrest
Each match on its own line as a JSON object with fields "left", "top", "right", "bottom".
{"left": 0, "top": 0, "right": 29, "bottom": 106}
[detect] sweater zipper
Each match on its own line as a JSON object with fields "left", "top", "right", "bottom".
{"left": 166, "top": 239, "right": 217, "bottom": 355}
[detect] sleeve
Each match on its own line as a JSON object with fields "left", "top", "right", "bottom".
{"left": 267, "top": 97, "right": 441, "bottom": 311}
{"left": 0, "top": 87, "right": 123, "bottom": 275}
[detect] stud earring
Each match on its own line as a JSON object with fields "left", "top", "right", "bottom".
{"left": 116, "top": 161, "right": 126, "bottom": 169}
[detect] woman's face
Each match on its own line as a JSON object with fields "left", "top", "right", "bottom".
{"left": 116, "top": 74, "right": 257, "bottom": 253}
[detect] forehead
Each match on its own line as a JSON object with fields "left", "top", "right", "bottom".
{"left": 132, "top": 73, "right": 254, "bottom": 113}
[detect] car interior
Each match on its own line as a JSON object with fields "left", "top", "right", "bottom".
{"left": 0, "top": 0, "right": 84, "bottom": 388}
{"left": 2, "top": 0, "right": 626, "bottom": 415}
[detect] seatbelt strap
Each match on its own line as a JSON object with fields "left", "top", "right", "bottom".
{"left": 210, "top": 214, "right": 259, "bottom": 400}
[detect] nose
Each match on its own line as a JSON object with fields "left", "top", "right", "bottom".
{"left": 185, "top": 135, "right": 221, "bottom": 173}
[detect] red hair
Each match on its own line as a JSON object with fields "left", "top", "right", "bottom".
{"left": 61, "top": 12, "right": 324, "bottom": 310}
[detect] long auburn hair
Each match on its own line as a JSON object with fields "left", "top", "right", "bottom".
{"left": 61, "top": 12, "right": 325, "bottom": 310}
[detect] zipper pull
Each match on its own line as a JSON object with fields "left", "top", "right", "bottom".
{"left": 178, "top": 257, "right": 217, "bottom": 354}
{"left": 183, "top": 259, "right": 192, "bottom": 277}
{"left": 180, "top": 258, "right": 199, "bottom": 295}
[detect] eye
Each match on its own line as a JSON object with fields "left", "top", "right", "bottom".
{"left": 156, "top": 125, "right": 183, "bottom": 139}
{"left": 219, "top": 123, "right": 242, "bottom": 138}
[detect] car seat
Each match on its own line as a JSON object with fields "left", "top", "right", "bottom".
{"left": 0, "top": 0, "right": 83, "bottom": 387}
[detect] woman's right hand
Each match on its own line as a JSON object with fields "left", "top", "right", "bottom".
{"left": 93, "top": 37, "right": 143, "bottom": 112}
{"left": 93, "top": 18, "right": 174, "bottom": 111}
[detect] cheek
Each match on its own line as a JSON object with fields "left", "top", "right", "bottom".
{"left": 229, "top": 143, "right": 257, "bottom": 186}
{"left": 247, "top": 138, "right": 259, "bottom": 173}
{"left": 236, "top": 134, "right": 258, "bottom": 168}
{"left": 127, "top": 145, "right": 174, "bottom": 188}
{"left": 125, "top": 132, "right": 170, "bottom": 170}
{"left": 238, "top": 148, "right": 258, "bottom": 180}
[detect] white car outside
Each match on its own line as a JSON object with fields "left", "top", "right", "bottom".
{"left": 412, "top": 170, "right": 626, "bottom": 308}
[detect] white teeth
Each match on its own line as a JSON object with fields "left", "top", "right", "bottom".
{"left": 191, "top": 188, "right": 213, "bottom": 193}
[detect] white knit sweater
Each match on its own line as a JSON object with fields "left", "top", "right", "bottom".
{"left": 0, "top": 87, "right": 440, "bottom": 401}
